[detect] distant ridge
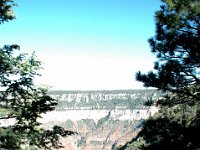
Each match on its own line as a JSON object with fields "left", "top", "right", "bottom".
{"left": 48, "top": 89, "right": 157, "bottom": 94}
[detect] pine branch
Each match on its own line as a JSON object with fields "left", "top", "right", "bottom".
{"left": 0, "top": 114, "right": 16, "bottom": 120}
{"left": 183, "top": 72, "right": 200, "bottom": 83}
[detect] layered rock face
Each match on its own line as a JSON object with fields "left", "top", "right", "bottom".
{"left": 40, "top": 90, "right": 161, "bottom": 150}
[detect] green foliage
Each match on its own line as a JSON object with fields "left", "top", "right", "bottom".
{"left": 0, "top": 128, "right": 21, "bottom": 150}
{"left": 123, "top": 0, "right": 200, "bottom": 150}
{"left": 0, "top": 1, "right": 75, "bottom": 149}
{"left": 136, "top": 0, "right": 200, "bottom": 94}
{"left": 53, "top": 90, "right": 161, "bottom": 111}
{"left": 120, "top": 103, "right": 200, "bottom": 150}
{"left": 90, "top": 140, "right": 103, "bottom": 146}
{"left": 0, "top": 44, "right": 75, "bottom": 150}
{"left": 96, "top": 115, "right": 110, "bottom": 128}
{"left": 65, "top": 119, "right": 75, "bottom": 129}
{"left": 0, "top": 0, "right": 16, "bottom": 24}
{"left": 80, "top": 119, "right": 96, "bottom": 130}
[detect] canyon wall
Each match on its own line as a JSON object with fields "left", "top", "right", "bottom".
{"left": 41, "top": 90, "right": 161, "bottom": 150}
{"left": 0, "top": 90, "right": 161, "bottom": 149}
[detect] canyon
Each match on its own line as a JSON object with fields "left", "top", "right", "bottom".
{"left": 42, "top": 90, "right": 161, "bottom": 150}
{"left": 0, "top": 89, "right": 161, "bottom": 149}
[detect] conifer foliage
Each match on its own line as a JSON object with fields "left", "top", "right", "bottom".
{"left": 136, "top": 0, "right": 200, "bottom": 94}
{"left": 0, "top": 1, "right": 74, "bottom": 149}
{"left": 118, "top": 0, "right": 200, "bottom": 150}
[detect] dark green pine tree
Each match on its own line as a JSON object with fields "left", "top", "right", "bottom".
{"left": 136, "top": 0, "right": 200, "bottom": 95}
{"left": 0, "top": 1, "right": 74, "bottom": 149}
{"left": 117, "top": 0, "right": 200, "bottom": 150}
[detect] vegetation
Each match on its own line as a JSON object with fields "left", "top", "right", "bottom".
{"left": 0, "top": 1, "right": 74, "bottom": 149}
{"left": 117, "top": 0, "right": 200, "bottom": 149}
{"left": 80, "top": 119, "right": 96, "bottom": 130}
{"left": 52, "top": 90, "right": 162, "bottom": 110}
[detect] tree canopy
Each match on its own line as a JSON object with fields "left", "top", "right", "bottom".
{"left": 0, "top": 1, "right": 74, "bottom": 149}
{"left": 136, "top": 0, "right": 200, "bottom": 95}
{"left": 117, "top": 0, "right": 200, "bottom": 149}
{"left": 0, "top": 0, "right": 16, "bottom": 24}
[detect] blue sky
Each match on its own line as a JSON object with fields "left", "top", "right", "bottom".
{"left": 0, "top": 0, "right": 162, "bottom": 90}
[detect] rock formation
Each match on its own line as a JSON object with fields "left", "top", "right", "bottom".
{"left": 41, "top": 90, "right": 161, "bottom": 150}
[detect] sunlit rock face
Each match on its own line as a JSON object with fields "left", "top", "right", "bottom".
{"left": 39, "top": 90, "right": 161, "bottom": 150}
{"left": 0, "top": 90, "right": 162, "bottom": 150}
{"left": 0, "top": 90, "right": 161, "bottom": 149}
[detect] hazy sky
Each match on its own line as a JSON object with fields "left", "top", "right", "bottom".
{"left": 0, "top": 0, "right": 161, "bottom": 90}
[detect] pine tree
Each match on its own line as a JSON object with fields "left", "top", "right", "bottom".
{"left": 117, "top": 0, "right": 200, "bottom": 149}
{"left": 0, "top": 1, "right": 74, "bottom": 149}
{"left": 136, "top": 0, "right": 200, "bottom": 97}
